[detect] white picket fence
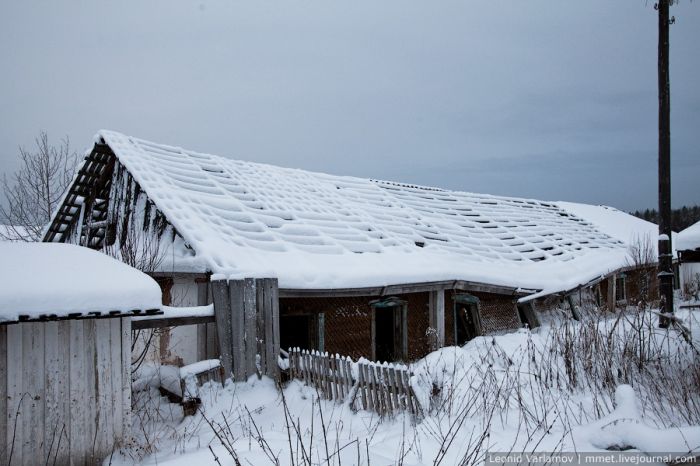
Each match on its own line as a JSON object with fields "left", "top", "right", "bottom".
{"left": 287, "top": 348, "right": 422, "bottom": 418}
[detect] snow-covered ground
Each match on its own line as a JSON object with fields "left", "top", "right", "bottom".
{"left": 111, "top": 310, "right": 700, "bottom": 465}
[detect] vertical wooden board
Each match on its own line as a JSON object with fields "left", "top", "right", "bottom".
{"left": 94, "top": 319, "right": 113, "bottom": 458}
{"left": 212, "top": 280, "right": 234, "bottom": 380}
{"left": 109, "top": 318, "right": 124, "bottom": 444}
{"left": 428, "top": 291, "right": 437, "bottom": 350}
{"left": 6, "top": 325, "right": 23, "bottom": 466}
{"left": 607, "top": 276, "right": 617, "bottom": 312}
{"left": 22, "top": 322, "right": 44, "bottom": 466}
{"left": 386, "top": 366, "right": 397, "bottom": 412}
{"left": 436, "top": 290, "right": 445, "bottom": 348}
{"left": 373, "top": 365, "right": 385, "bottom": 416}
{"left": 43, "top": 321, "right": 68, "bottom": 464}
{"left": 229, "top": 280, "right": 246, "bottom": 382}
{"left": 391, "top": 366, "right": 405, "bottom": 410}
{"left": 197, "top": 281, "right": 208, "bottom": 361}
{"left": 205, "top": 322, "right": 218, "bottom": 360}
{"left": 401, "top": 370, "right": 415, "bottom": 416}
{"left": 205, "top": 284, "right": 218, "bottom": 360}
{"left": 357, "top": 363, "right": 366, "bottom": 410}
{"left": 346, "top": 359, "right": 353, "bottom": 399}
{"left": 371, "top": 364, "right": 381, "bottom": 415}
{"left": 69, "top": 320, "right": 86, "bottom": 465}
{"left": 120, "top": 318, "right": 132, "bottom": 446}
{"left": 255, "top": 279, "right": 267, "bottom": 377}
{"left": 0, "top": 325, "right": 6, "bottom": 466}
{"left": 243, "top": 278, "right": 257, "bottom": 379}
{"left": 57, "top": 321, "right": 72, "bottom": 464}
{"left": 334, "top": 357, "right": 342, "bottom": 399}
{"left": 82, "top": 320, "right": 98, "bottom": 464}
{"left": 267, "top": 278, "right": 280, "bottom": 381}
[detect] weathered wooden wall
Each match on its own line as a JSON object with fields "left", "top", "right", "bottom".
{"left": 0, "top": 318, "right": 131, "bottom": 466}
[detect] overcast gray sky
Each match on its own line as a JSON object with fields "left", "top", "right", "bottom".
{"left": 1, "top": 1, "right": 698, "bottom": 212}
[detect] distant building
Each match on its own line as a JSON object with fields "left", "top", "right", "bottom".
{"left": 677, "top": 221, "right": 700, "bottom": 299}
{"left": 43, "top": 131, "right": 667, "bottom": 364}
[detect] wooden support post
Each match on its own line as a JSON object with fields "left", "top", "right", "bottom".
{"left": 566, "top": 295, "right": 581, "bottom": 321}
{"left": 657, "top": 0, "right": 674, "bottom": 327}
{"left": 428, "top": 290, "right": 445, "bottom": 350}
{"left": 255, "top": 280, "right": 267, "bottom": 376}
{"left": 607, "top": 275, "right": 617, "bottom": 312}
{"left": 212, "top": 280, "right": 234, "bottom": 380}
{"left": 268, "top": 278, "right": 281, "bottom": 381}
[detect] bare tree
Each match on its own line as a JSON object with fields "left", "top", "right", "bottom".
{"left": 0, "top": 131, "right": 78, "bottom": 241}
{"left": 625, "top": 233, "right": 659, "bottom": 309}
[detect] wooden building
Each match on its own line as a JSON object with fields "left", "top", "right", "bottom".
{"left": 43, "top": 131, "right": 665, "bottom": 366}
{"left": 0, "top": 242, "right": 161, "bottom": 466}
{"left": 677, "top": 221, "right": 700, "bottom": 298}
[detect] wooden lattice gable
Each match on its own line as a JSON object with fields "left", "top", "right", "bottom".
{"left": 45, "top": 130, "right": 632, "bottom": 295}
{"left": 44, "top": 142, "right": 116, "bottom": 246}
{"left": 44, "top": 139, "right": 179, "bottom": 267}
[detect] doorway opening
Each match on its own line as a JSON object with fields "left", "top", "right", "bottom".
{"left": 453, "top": 294, "right": 482, "bottom": 346}
{"left": 370, "top": 297, "right": 407, "bottom": 362}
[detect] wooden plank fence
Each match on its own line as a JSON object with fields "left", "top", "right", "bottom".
{"left": 287, "top": 348, "right": 422, "bottom": 418}
{"left": 212, "top": 278, "right": 280, "bottom": 382}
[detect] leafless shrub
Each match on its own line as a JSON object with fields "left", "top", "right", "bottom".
{"left": 625, "top": 233, "right": 660, "bottom": 308}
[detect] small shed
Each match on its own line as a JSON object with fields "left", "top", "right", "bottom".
{"left": 677, "top": 221, "right": 700, "bottom": 297}
{"left": 0, "top": 242, "right": 161, "bottom": 466}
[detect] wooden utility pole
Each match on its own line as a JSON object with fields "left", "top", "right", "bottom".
{"left": 657, "top": 0, "right": 674, "bottom": 328}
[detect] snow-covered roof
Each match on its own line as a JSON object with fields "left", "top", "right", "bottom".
{"left": 0, "top": 242, "right": 162, "bottom": 323}
{"left": 677, "top": 221, "right": 700, "bottom": 252}
{"left": 555, "top": 202, "right": 677, "bottom": 260}
{"left": 62, "top": 130, "right": 642, "bottom": 298}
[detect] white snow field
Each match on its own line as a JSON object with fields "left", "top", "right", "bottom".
{"left": 0, "top": 242, "right": 162, "bottom": 322}
{"left": 89, "top": 130, "right": 648, "bottom": 298}
{"left": 111, "top": 309, "right": 700, "bottom": 466}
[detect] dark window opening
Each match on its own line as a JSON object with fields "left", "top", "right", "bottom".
{"left": 616, "top": 276, "right": 626, "bottom": 301}
{"left": 280, "top": 314, "right": 315, "bottom": 352}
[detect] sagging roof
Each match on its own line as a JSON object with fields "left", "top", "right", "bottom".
{"left": 0, "top": 242, "right": 162, "bottom": 323}
{"left": 46, "top": 130, "right": 643, "bottom": 296}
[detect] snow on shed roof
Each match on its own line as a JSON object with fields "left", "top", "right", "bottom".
{"left": 0, "top": 242, "right": 162, "bottom": 323}
{"left": 677, "top": 221, "right": 700, "bottom": 252}
{"left": 83, "top": 131, "right": 635, "bottom": 296}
